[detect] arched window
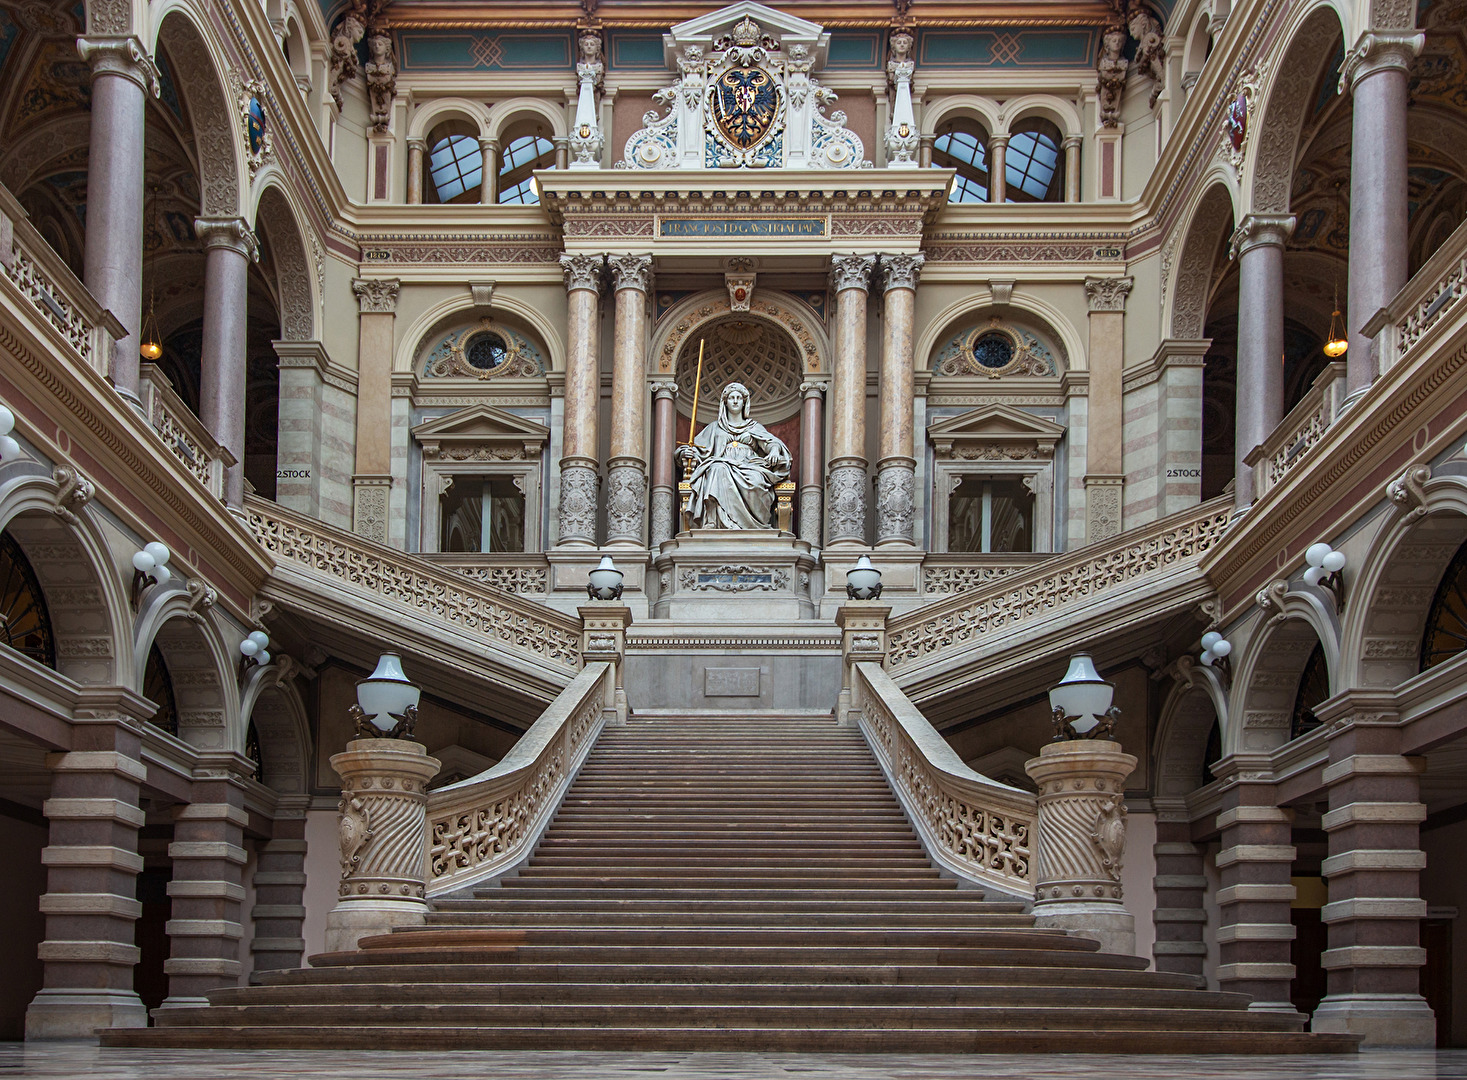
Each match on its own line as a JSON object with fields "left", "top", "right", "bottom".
{"left": 1004, "top": 120, "right": 1064, "bottom": 203}
{"left": 425, "top": 121, "right": 482, "bottom": 205}
{"left": 1421, "top": 539, "right": 1467, "bottom": 671}
{"left": 0, "top": 532, "right": 54, "bottom": 668}
{"left": 1290, "top": 643, "right": 1330, "bottom": 739}
{"left": 143, "top": 642, "right": 178, "bottom": 735}
{"left": 498, "top": 132, "right": 555, "bottom": 205}
{"left": 932, "top": 119, "right": 989, "bottom": 203}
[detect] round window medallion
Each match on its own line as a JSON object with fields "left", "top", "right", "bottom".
{"left": 466, "top": 333, "right": 508, "bottom": 370}
{"left": 972, "top": 331, "right": 1015, "bottom": 370}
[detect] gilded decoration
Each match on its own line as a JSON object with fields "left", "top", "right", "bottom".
{"left": 932, "top": 318, "right": 1060, "bottom": 378}
{"left": 422, "top": 320, "right": 545, "bottom": 381}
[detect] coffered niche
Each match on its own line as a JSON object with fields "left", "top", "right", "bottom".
{"left": 927, "top": 403, "right": 1065, "bottom": 554}
{"left": 413, "top": 404, "right": 550, "bottom": 554}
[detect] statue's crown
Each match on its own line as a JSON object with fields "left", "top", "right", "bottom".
{"left": 732, "top": 16, "right": 761, "bottom": 46}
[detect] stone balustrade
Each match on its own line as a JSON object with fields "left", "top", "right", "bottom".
{"left": 425, "top": 662, "right": 612, "bottom": 895}
{"left": 419, "top": 553, "right": 550, "bottom": 594}
{"left": 1247, "top": 360, "right": 1347, "bottom": 501}
{"left": 1366, "top": 217, "right": 1467, "bottom": 369}
{"left": 138, "top": 364, "right": 234, "bottom": 499}
{"left": 917, "top": 553, "right": 1048, "bottom": 595}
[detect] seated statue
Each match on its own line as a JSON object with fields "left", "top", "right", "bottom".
{"left": 675, "top": 382, "right": 791, "bottom": 529}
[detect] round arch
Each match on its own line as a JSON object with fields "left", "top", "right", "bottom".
{"left": 240, "top": 664, "right": 312, "bottom": 793}
{"left": 0, "top": 465, "right": 132, "bottom": 687}
{"left": 650, "top": 289, "right": 830, "bottom": 380}
{"left": 486, "top": 97, "right": 567, "bottom": 143}
{"left": 150, "top": 3, "right": 246, "bottom": 220}
{"left": 251, "top": 180, "right": 316, "bottom": 341}
{"left": 395, "top": 292, "right": 565, "bottom": 376}
{"left": 408, "top": 98, "right": 491, "bottom": 142}
{"left": 1228, "top": 599, "right": 1335, "bottom": 756}
{"left": 134, "top": 594, "right": 238, "bottom": 751}
{"left": 1169, "top": 179, "right": 1240, "bottom": 340}
{"left": 915, "top": 289, "right": 1084, "bottom": 375}
{"left": 0, "top": 115, "right": 93, "bottom": 195}
{"left": 1154, "top": 665, "right": 1228, "bottom": 799}
{"left": 922, "top": 95, "right": 1002, "bottom": 138}
{"left": 998, "top": 95, "right": 1082, "bottom": 138}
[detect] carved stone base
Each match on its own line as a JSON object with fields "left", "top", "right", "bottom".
{"left": 352, "top": 474, "right": 393, "bottom": 545}
{"left": 1084, "top": 474, "right": 1125, "bottom": 543}
{"left": 826, "top": 461, "right": 868, "bottom": 544}
{"left": 652, "top": 529, "right": 817, "bottom": 620}
{"left": 556, "top": 462, "right": 599, "bottom": 546}
{"left": 1311, "top": 993, "right": 1437, "bottom": 1048}
{"left": 605, "top": 462, "right": 646, "bottom": 546}
{"left": 875, "top": 461, "right": 916, "bottom": 546}
{"left": 651, "top": 484, "right": 676, "bottom": 549}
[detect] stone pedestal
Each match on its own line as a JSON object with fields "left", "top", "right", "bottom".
{"left": 324, "top": 739, "right": 440, "bottom": 954}
{"left": 579, "top": 601, "right": 632, "bottom": 725}
{"left": 1025, "top": 739, "right": 1139, "bottom": 956}
{"left": 652, "top": 529, "right": 816, "bottom": 620}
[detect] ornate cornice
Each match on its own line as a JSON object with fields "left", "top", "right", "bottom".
{"left": 352, "top": 277, "right": 400, "bottom": 314}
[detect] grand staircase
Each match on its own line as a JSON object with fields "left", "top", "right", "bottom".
{"left": 104, "top": 716, "right": 1355, "bottom": 1053}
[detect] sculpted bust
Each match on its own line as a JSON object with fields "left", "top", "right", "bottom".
{"left": 675, "top": 383, "right": 791, "bottom": 529}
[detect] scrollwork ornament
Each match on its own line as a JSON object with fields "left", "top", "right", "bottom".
{"left": 561, "top": 253, "right": 605, "bottom": 293}
{"left": 352, "top": 278, "right": 400, "bottom": 314}
{"left": 875, "top": 466, "right": 915, "bottom": 544}
{"left": 337, "top": 793, "right": 372, "bottom": 878}
{"left": 558, "top": 464, "right": 599, "bottom": 543}
{"left": 827, "top": 464, "right": 867, "bottom": 542}
{"left": 830, "top": 254, "right": 875, "bottom": 293}
{"left": 1387, "top": 463, "right": 1432, "bottom": 523}
{"left": 1084, "top": 276, "right": 1134, "bottom": 312}
{"left": 51, "top": 465, "right": 94, "bottom": 525}
{"left": 882, "top": 253, "right": 925, "bottom": 292}
{"left": 608, "top": 253, "right": 653, "bottom": 294}
{"left": 605, "top": 465, "right": 646, "bottom": 543}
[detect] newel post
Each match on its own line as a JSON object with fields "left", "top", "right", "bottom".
{"left": 580, "top": 600, "right": 633, "bottom": 725}
{"left": 1025, "top": 739, "right": 1139, "bottom": 955}
{"left": 325, "top": 739, "right": 441, "bottom": 953}
{"left": 835, "top": 600, "right": 890, "bottom": 725}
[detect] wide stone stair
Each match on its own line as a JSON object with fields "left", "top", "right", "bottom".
{"left": 104, "top": 716, "right": 1355, "bottom": 1052}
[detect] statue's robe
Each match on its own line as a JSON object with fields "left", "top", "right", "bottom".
{"left": 686, "top": 415, "right": 791, "bottom": 529}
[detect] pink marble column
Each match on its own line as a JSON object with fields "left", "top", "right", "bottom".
{"left": 196, "top": 217, "right": 259, "bottom": 507}
{"left": 798, "top": 381, "right": 825, "bottom": 547}
{"left": 649, "top": 381, "right": 678, "bottom": 547}
{"left": 1231, "top": 214, "right": 1293, "bottom": 510}
{"left": 78, "top": 38, "right": 156, "bottom": 400}
{"left": 877, "top": 254, "right": 923, "bottom": 547}
{"left": 1063, "top": 136, "right": 1082, "bottom": 203}
{"left": 479, "top": 138, "right": 499, "bottom": 205}
{"left": 827, "top": 255, "right": 875, "bottom": 545}
{"left": 406, "top": 139, "right": 425, "bottom": 204}
{"left": 989, "top": 134, "right": 1009, "bottom": 202}
{"left": 606, "top": 254, "right": 653, "bottom": 547}
{"left": 1344, "top": 32, "right": 1424, "bottom": 395}
{"left": 557, "top": 254, "right": 604, "bottom": 546}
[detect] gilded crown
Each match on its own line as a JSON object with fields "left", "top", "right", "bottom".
{"left": 732, "top": 15, "right": 762, "bottom": 46}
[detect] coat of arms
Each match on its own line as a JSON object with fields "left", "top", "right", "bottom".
{"left": 713, "top": 65, "right": 777, "bottom": 150}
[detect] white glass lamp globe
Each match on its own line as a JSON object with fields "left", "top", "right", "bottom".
{"left": 1211, "top": 638, "right": 1232, "bottom": 657}
{"left": 846, "top": 555, "right": 882, "bottom": 600}
{"left": 239, "top": 638, "right": 260, "bottom": 657}
{"left": 1201, "top": 631, "right": 1222, "bottom": 651}
{"left": 1305, "top": 542, "right": 1333, "bottom": 568}
{"left": 355, "top": 652, "right": 421, "bottom": 733}
{"left": 132, "top": 551, "right": 156, "bottom": 573}
{"left": 1048, "top": 652, "right": 1115, "bottom": 735}
{"left": 144, "top": 542, "right": 171, "bottom": 566}
{"left": 587, "top": 556, "right": 624, "bottom": 600}
{"left": 1321, "top": 550, "right": 1346, "bottom": 573}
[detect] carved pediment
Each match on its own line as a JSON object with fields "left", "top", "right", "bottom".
{"left": 928, "top": 403, "right": 1066, "bottom": 459}
{"left": 412, "top": 404, "right": 550, "bottom": 460}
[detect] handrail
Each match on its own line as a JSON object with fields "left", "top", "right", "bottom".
{"left": 425, "top": 661, "right": 611, "bottom": 895}
{"left": 887, "top": 496, "right": 1233, "bottom": 672}
{"left": 854, "top": 662, "right": 1035, "bottom": 900}
{"left": 1247, "top": 360, "right": 1347, "bottom": 501}
{"left": 420, "top": 552, "right": 550, "bottom": 594}
{"left": 138, "top": 364, "right": 235, "bottom": 499}
{"left": 1367, "top": 217, "right": 1467, "bottom": 371}
{"left": 243, "top": 496, "right": 582, "bottom": 672}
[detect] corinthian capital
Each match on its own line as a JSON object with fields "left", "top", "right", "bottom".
{"left": 352, "top": 277, "right": 400, "bottom": 314}
{"left": 1228, "top": 214, "right": 1295, "bottom": 260}
{"left": 195, "top": 217, "right": 260, "bottom": 262}
{"left": 882, "top": 253, "right": 925, "bottom": 292}
{"left": 830, "top": 254, "right": 876, "bottom": 293}
{"left": 560, "top": 253, "right": 605, "bottom": 294}
{"left": 1339, "top": 31, "right": 1425, "bottom": 93}
{"left": 608, "top": 254, "right": 654, "bottom": 293}
{"left": 1083, "top": 275, "right": 1133, "bottom": 313}
{"left": 77, "top": 36, "right": 161, "bottom": 96}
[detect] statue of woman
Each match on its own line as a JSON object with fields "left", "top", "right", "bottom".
{"left": 675, "top": 382, "right": 791, "bottom": 529}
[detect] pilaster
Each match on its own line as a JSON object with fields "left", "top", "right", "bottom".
{"left": 351, "top": 277, "right": 400, "bottom": 544}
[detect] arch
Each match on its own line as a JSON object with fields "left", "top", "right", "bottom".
{"left": 1245, "top": 3, "right": 1349, "bottom": 216}
{"left": 916, "top": 289, "right": 1086, "bottom": 376}
{"left": 997, "top": 95, "right": 1082, "bottom": 139}
{"left": 1169, "top": 180, "right": 1239, "bottom": 339}
{"left": 252, "top": 182, "right": 316, "bottom": 341}
{"left": 650, "top": 290, "right": 831, "bottom": 381}
{"left": 407, "top": 99, "right": 491, "bottom": 142}
{"left": 1340, "top": 466, "right": 1467, "bottom": 688}
{"left": 0, "top": 464, "right": 131, "bottom": 687}
{"left": 395, "top": 293, "right": 565, "bottom": 376}
{"left": 1228, "top": 596, "right": 1335, "bottom": 756}
{"left": 1183, "top": 11, "right": 1212, "bottom": 74}
{"left": 485, "top": 97, "right": 567, "bottom": 143}
{"left": 1154, "top": 663, "right": 1229, "bottom": 799}
{"left": 922, "top": 95, "right": 1002, "bottom": 140}
{"left": 0, "top": 115, "right": 93, "bottom": 195}
{"left": 151, "top": 5, "right": 245, "bottom": 219}
{"left": 672, "top": 314, "right": 807, "bottom": 425}
{"left": 240, "top": 664, "right": 313, "bottom": 794}
{"left": 133, "top": 590, "right": 238, "bottom": 752}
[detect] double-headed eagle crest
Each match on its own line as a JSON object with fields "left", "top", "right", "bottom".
{"left": 713, "top": 66, "right": 776, "bottom": 151}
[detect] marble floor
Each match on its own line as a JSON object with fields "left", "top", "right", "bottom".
{"left": 5, "top": 1045, "right": 1467, "bottom": 1079}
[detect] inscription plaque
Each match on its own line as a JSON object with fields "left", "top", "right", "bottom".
{"left": 705, "top": 667, "right": 762, "bottom": 697}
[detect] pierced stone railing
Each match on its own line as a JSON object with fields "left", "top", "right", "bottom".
{"left": 243, "top": 497, "right": 582, "bottom": 672}
{"left": 1367, "top": 217, "right": 1467, "bottom": 369}
{"left": 138, "top": 364, "right": 234, "bottom": 499}
{"left": 886, "top": 497, "right": 1232, "bottom": 673}
{"left": 0, "top": 183, "right": 120, "bottom": 377}
{"left": 1247, "top": 360, "right": 1347, "bottom": 501}
{"left": 426, "top": 661, "right": 610, "bottom": 895}
{"left": 420, "top": 553, "right": 549, "bottom": 595}
{"left": 854, "top": 662, "right": 1035, "bottom": 899}
{"left": 920, "top": 553, "right": 1048, "bottom": 595}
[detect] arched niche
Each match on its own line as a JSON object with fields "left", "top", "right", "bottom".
{"left": 1154, "top": 668, "right": 1228, "bottom": 799}
{"left": 240, "top": 667, "right": 312, "bottom": 794}
{"left": 1168, "top": 181, "right": 1237, "bottom": 341}
{"left": 651, "top": 290, "right": 829, "bottom": 382}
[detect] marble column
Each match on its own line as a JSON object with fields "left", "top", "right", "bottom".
{"left": 161, "top": 761, "right": 249, "bottom": 1008}
{"left": 479, "top": 138, "right": 499, "bottom": 205}
{"left": 78, "top": 37, "right": 156, "bottom": 400}
{"left": 557, "top": 254, "right": 604, "bottom": 546}
{"left": 196, "top": 218, "right": 259, "bottom": 507}
{"left": 1343, "top": 32, "right": 1424, "bottom": 395}
{"left": 918, "top": 133, "right": 935, "bottom": 169}
{"left": 876, "top": 254, "right": 923, "bottom": 547}
{"left": 827, "top": 255, "right": 875, "bottom": 545}
{"left": 1063, "top": 136, "right": 1082, "bottom": 203}
{"left": 350, "top": 278, "right": 400, "bottom": 544}
{"left": 249, "top": 797, "right": 308, "bottom": 977}
{"left": 1312, "top": 705, "right": 1433, "bottom": 1047}
{"left": 1214, "top": 767, "right": 1303, "bottom": 1018}
{"left": 1231, "top": 215, "right": 1293, "bottom": 510}
{"left": 798, "top": 381, "right": 826, "bottom": 548}
{"left": 405, "top": 138, "right": 425, "bottom": 204}
{"left": 1083, "top": 276, "right": 1133, "bottom": 542}
{"left": 649, "top": 381, "right": 678, "bottom": 548}
{"left": 605, "top": 254, "right": 653, "bottom": 547}
{"left": 989, "top": 134, "right": 1009, "bottom": 202}
{"left": 26, "top": 712, "right": 148, "bottom": 1038}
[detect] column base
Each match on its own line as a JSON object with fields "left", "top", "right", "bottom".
{"left": 325, "top": 897, "right": 428, "bottom": 954}
{"left": 1311, "top": 993, "right": 1436, "bottom": 1048}
{"left": 25, "top": 988, "right": 147, "bottom": 1038}
{"left": 1032, "top": 902, "right": 1136, "bottom": 957}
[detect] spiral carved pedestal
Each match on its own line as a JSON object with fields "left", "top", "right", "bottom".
{"left": 325, "top": 738, "right": 442, "bottom": 953}
{"left": 1024, "top": 738, "right": 1139, "bottom": 956}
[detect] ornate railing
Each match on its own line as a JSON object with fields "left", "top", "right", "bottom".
{"left": 138, "top": 364, "right": 233, "bottom": 498}
{"left": 243, "top": 498, "right": 582, "bottom": 672}
{"left": 0, "top": 183, "right": 118, "bottom": 376}
{"left": 887, "top": 497, "right": 1232, "bottom": 672}
{"left": 1369, "top": 217, "right": 1467, "bottom": 369}
{"left": 420, "top": 553, "right": 549, "bottom": 595}
{"left": 1248, "top": 360, "right": 1347, "bottom": 500}
{"left": 920, "top": 553, "right": 1048, "bottom": 595}
{"left": 854, "top": 663, "right": 1035, "bottom": 898}
{"left": 426, "top": 662, "right": 610, "bottom": 895}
